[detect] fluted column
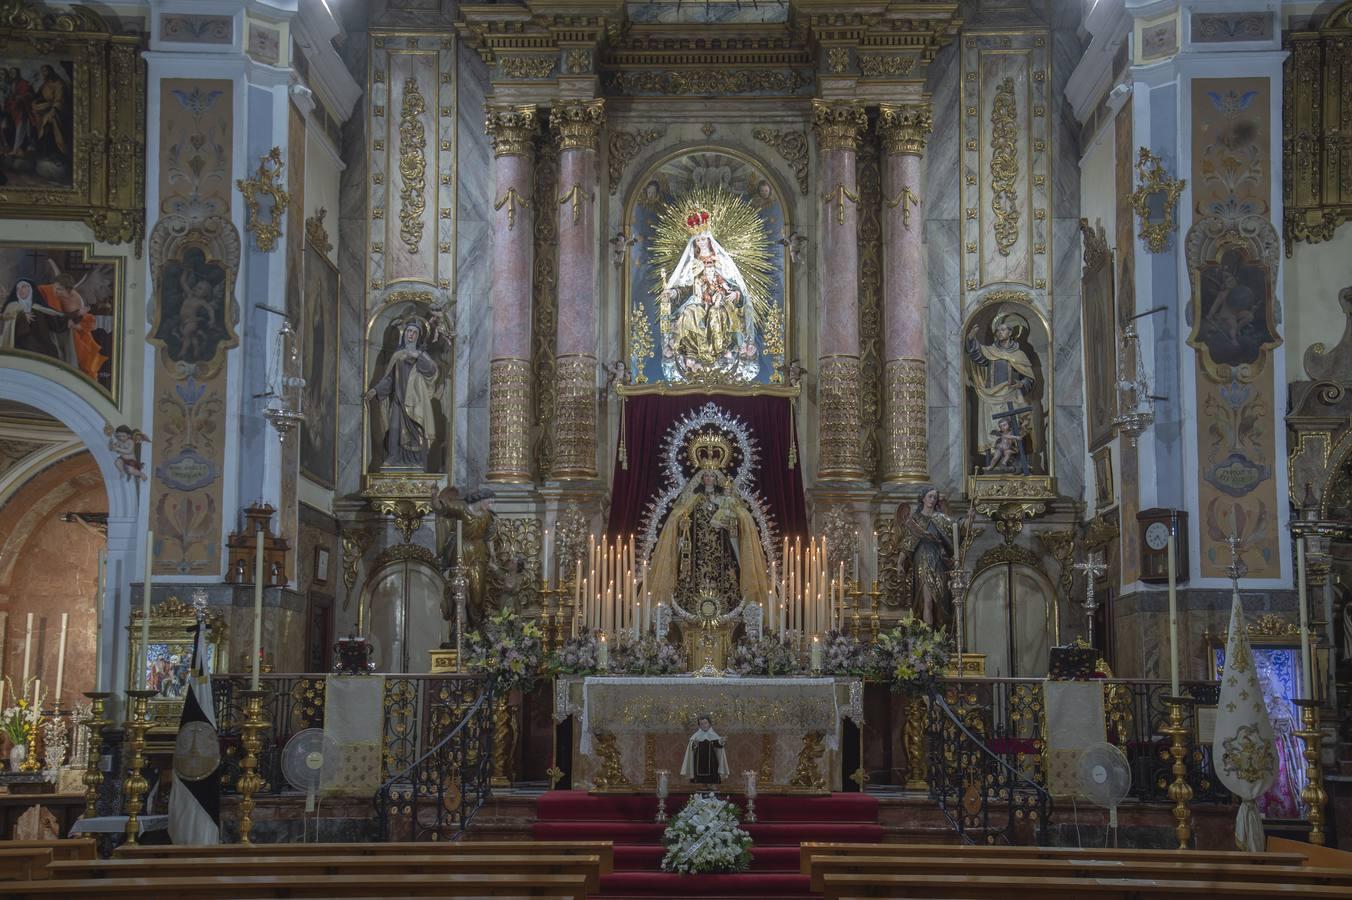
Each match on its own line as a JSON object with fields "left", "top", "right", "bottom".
{"left": 549, "top": 99, "right": 605, "bottom": 479}
{"left": 878, "top": 103, "right": 933, "bottom": 483}
{"left": 812, "top": 99, "right": 869, "bottom": 480}
{"left": 486, "top": 104, "right": 538, "bottom": 483}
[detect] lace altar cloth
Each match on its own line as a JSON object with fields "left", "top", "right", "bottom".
{"left": 573, "top": 676, "right": 860, "bottom": 756}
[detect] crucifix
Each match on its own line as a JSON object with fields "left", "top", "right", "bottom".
{"left": 1072, "top": 551, "right": 1108, "bottom": 647}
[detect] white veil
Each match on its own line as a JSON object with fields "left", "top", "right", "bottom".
{"left": 663, "top": 232, "right": 758, "bottom": 310}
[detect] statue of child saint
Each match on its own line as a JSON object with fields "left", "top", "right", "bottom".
{"left": 680, "top": 715, "right": 729, "bottom": 786}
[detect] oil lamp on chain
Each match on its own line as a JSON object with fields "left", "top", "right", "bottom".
{"left": 261, "top": 316, "right": 305, "bottom": 441}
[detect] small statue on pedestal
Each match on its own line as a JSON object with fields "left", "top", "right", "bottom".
{"left": 681, "top": 715, "right": 728, "bottom": 786}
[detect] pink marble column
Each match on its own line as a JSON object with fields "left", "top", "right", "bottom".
{"left": 486, "top": 104, "right": 538, "bottom": 483}
{"left": 812, "top": 100, "right": 868, "bottom": 481}
{"left": 878, "top": 103, "right": 933, "bottom": 483}
{"left": 550, "top": 100, "right": 604, "bottom": 479}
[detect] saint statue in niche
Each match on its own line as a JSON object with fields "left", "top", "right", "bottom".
{"left": 680, "top": 715, "right": 728, "bottom": 786}
{"left": 660, "top": 220, "right": 759, "bottom": 382}
{"left": 365, "top": 317, "right": 439, "bottom": 470}
{"left": 893, "top": 488, "right": 974, "bottom": 630}
{"left": 965, "top": 311, "right": 1045, "bottom": 475}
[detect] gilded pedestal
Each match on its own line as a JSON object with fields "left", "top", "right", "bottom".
{"left": 1293, "top": 699, "right": 1327, "bottom": 846}
{"left": 236, "top": 689, "right": 269, "bottom": 843}
{"left": 1162, "top": 695, "right": 1193, "bottom": 850}
{"left": 122, "top": 689, "right": 157, "bottom": 845}
{"left": 81, "top": 692, "right": 110, "bottom": 819}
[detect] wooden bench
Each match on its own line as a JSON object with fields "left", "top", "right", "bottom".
{"left": 1268, "top": 835, "right": 1352, "bottom": 870}
{"left": 48, "top": 853, "right": 603, "bottom": 893}
{"left": 1, "top": 839, "right": 97, "bottom": 862}
{"left": 822, "top": 872, "right": 1352, "bottom": 899}
{"left": 800, "top": 841, "right": 1306, "bottom": 874}
{"left": 2, "top": 872, "right": 589, "bottom": 899}
{"left": 113, "top": 839, "right": 614, "bottom": 873}
{"left": 0, "top": 848, "right": 52, "bottom": 882}
{"left": 806, "top": 854, "right": 1352, "bottom": 893}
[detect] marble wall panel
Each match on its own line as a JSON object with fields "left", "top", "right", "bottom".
{"left": 382, "top": 52, "right": 439, "bottom": 284}
{"left": 336, "top": 35, "right": 369, "bottom": 498}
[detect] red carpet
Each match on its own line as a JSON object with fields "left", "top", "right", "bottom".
{"left": 533, "top": 791, "right": 883, "bottom": 898}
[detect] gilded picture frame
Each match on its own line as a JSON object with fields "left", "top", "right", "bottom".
{"left": 127, "top": 596, "right": 228, "bottom": 734}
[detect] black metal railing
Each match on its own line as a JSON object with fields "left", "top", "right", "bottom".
{"left": 211, "top": 674, "right": 490, "bottom": 796}
{"left": 373, "top": 680, "right": 494, "bottom": 841}
{"left": 927, "top": 686, "right": 1052, "bottom": 845}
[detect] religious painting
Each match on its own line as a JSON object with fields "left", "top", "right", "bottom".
{"left": 625, "top": 150, "right": 789, "bottom": 388}
{"left": 300, "top": 239, "right": 339, "bottom": 488}
{"left": 1080, "top": 220, "right": 1116, "bottom": 450}
{"left": 0, "top": 58, "right": 73, "bottom": 189}
{"left": 0, "top": 243, "right": 119, "bottom": 396}
{"left": 128, "top": 596, "right": 226, "bottom": 734}
{"left": 363, "top": 295, "right": 453, "bottom": 473}
{"left": 961, "top": 300, "right": 1049, "bottom": 477}
{"left": 150, "top": 246, "right": 234, "bottom": 368}
{"left": 1190, "top": 244, "right": 1278, "bottom": 375}
{"left": 1092, "top": 447, "right": 1114, "bottom": 508}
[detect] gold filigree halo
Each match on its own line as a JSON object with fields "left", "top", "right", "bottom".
{"left": 687, "top": 432, "right": 734, "bottom": 472}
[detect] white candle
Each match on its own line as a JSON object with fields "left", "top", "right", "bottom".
{"left": 573, "top": 560, "right": 583, "bottom": 638}
{"left": 456, "top": 518, "right": 463, "bottom": 563}
{"left": 21, "top": 611, "right": 33, "bottom": 683}
{"left": 54, "top": 613, "right": 68, "bottom": 709}
{"left": 657, "top": 769, "right": 669, "bottom": 798}
{"left": 779, "top": 603, "right": 786, "bottom": 639}
{"left": 644, "top": 590, "right": 652, "bottom": 636}
{"left": 810, "top": 634, "right": 822, "bottom": 671}
{"left": 1167, "top": 531, "right": 1179, "bottom": 696}
{"left": 745, "top": 770, "right": 757, "bottom": 798}
{"left": 94, "top": 549, "right": 105, "bottom": 691}
{"left": 597, "top": 633, "right": 608, "bottom": 669}
{"left": 769, "top": 562, "right": 777, "bottom": 631}
{"left": 142, "top": 531, "right": 153, "bottom": 690}
{"left": 252, "top": 527, "right": 264, "bottom": 689}
{"left": 543, "top": 528, "right": 551, "bottom": 587}
{"left": 32, "top": 678, "right": 40, "bottom": 710}
{"left": 1297, "top": 537, "right": 1313, "bottom": 698}
{"left": 952, "top": 519, "right": 961, "bottom": 562}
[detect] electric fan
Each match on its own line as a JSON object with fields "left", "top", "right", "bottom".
{"left": 1075, "top": 742, "right": 1132, "bottom": 846}
{"left": 280, "top": 728, "right": 344, "bottom": 841}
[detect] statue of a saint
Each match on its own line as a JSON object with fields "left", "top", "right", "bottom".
{"left": 365, "top": 319, "right": 438, "bottom": 469}
{"left": 660, "top": 227, "right": 760, "bottom": 382}
{"left": 965, "top": 312, "right": 1043, "bottom": 474}
{"left": 894, "top": 488, "right": 974, "bottom": 630}
{"left": 433, "top": 486, "right": 495, "bottom": 628}
{"left": 647, "top": 469, "right": 768, "bottom": 613}
{"left": 680, "top": 715, "right": 728, "bottom": 786}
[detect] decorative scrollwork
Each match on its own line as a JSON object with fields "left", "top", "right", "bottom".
{"left": 397, "top": 78, "right": 428, "bottom": 253}
{"left": 237, "top": 147, "right": 290, "bottom": 253}
{"left": 608, "top": 128, "right": 663, "bottom": 195}
{"left": 1132, "top": 147, "right": 1186, "bottom": 254}
{"left": 752, "top": 127, "right": 810, "bottom": 195}
{"left": 500, "top": 55, "right": 555, "bottom": 79}
{"left": 989, "top": 77, "right": 1020, "bottom": 257}
{"left": 305, "top": 207, "right": 333, "bottom": 255}
{"left": 606, "top": 69, "right": 810, "bottom": 96}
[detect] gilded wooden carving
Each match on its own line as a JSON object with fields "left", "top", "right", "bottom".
{"left": 1131, "top": 148, "right": 1185, "bottom": 254}
{"left": 989, "top": 77, "right": 1020, "bottom": 257}
{"left": 237, "top": 147, "right": 290, "bottom": 253}
{"left": 397, "top": 77, "right": 427, "bottom": 254}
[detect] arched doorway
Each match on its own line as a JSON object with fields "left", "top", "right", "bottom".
{"left": 361, "top": 548, "right": 446, "bottom": 673}
{"left": 966, "top": 556, "right": 1057, "bottom": 678}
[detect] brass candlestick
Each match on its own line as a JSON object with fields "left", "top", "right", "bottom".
{"left": 81, "top": 692, "right": 111, "bottom": 819}
{"left": 19, "top": 713, "right": 42, "bottom": 772}
{"left": 1162, "top": 695, "right": 1193, "bottom": 850}
{"left": 122, "top": 689, "right": 157, "bottom": 845}
{"left": 237, "top": 688, "right": 269, "bottom": 843}
{"left": 1292, "top": 699, "right": 1327, "bottom": 846}
{"left": 850, "top": 582, "right": 863, "bottom": 636}
{"left": 539, "top": 584, "right": 554, "bottom": 653}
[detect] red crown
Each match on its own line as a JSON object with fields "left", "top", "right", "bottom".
{"left": 683, "top": 209, "right": 712, "bottom": 233}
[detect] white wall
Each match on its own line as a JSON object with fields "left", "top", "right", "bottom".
{"left": 1283, "top": 231, "right": 1352, "bottom": 383}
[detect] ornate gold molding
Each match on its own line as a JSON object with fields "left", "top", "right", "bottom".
{"left": 398, "top": 77, "right": 428, "bottom": 254}
{"left": 551, "top": 354, "right": 597, "bottom": 479}
{"left": 340, "top": 526, "right": 378, "bottom": 594}
{"left": 1132, "top": 147, "right": 1185, "bottom": 254}
{"left": 822, "top": 183, "right": 860, "bottom": 226}
{"left": 811, "top": 99, "right": 868, "bottom": 153}
{"left": 494, "top": 187, "right": 531, "bottom": 231}
{"left": 237, "top": 147, "right": 290, "bottom": 253}
{"left": 885, "top": 186, "right": 921, "bottom": 229}
{"left": 1038, "top": 529, "right": 1076, "bottom": 600}
{"left": 752, "top": 127, "right": 810, "bottom": 194}
{"left": 878, "top": 103, "right": 934, "bottom": 156}
{"left": 606, "top": 69, "right": 809, "bottom": 96}
{"left": 884, "top": 358, "right": 928, "bottom": 482}
{"left": 558, "top": 183, "right": 593, "bottom": 226}
{"left": 532, "top": 141, "right": 559, "bottom": 476}
{"left": 818, "top": 355, "right": 864, "bottom": 479}
{"left": 969, "top": 474, "right": 1056, "bottom": 543}
{"left": 500, "top": 55, "right": 555, "bottom": 79}
{"left": 859, "top": 54, "right": 919, "bottom": 78}
{"left": 550, "top": 99, "right": 605, "bottom": 152}
{"left": 858, "top": 142, "right": 883, "bottom": 480}
{"left": 1283, "top": 15, "right": 1352, "bottom": 254}
{"left": 305, "top": 207, "right": 332, "bottom": 255}
{"left": 989, "top": 77, "right": 1020, "bottom": 257}
{"left": 360, "top": 474, "right": 440, "bottom": 544}
{"left": 485, "top": 104, "right": 539, "bottom": 158}
{"left": 607, "top": 127, "right": 663, "bottom": 195}
{"left": 488, "top": 357, "right": 532, "bottom": 482}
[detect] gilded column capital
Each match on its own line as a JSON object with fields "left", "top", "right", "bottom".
{"left": 878, "top": 103, "right": 933, "bottom": 156}
{"left": 550, "top": 99, "right": 606, "bottom": 153}
{"left": 485, "top": 104, "right": 539, "bottom": 158}
{"left": 811, "top": 99, "right": 868, "bottom": 153}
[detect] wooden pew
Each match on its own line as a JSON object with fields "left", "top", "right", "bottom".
{"left": 1, "top": 839, "right": 97, "bottom": 862}
{"left": 806, "top": 854, "right": 1352, "bottom": 893}
{"left": 1267, "top": 835, "right": 1352, "bottom": 870}
{"left": 823, "top": 872, "right": 1352, "bottom": 899}
{"left": 2, "top": 872, "right": 589, "bottom": 899}
{"left": 48, "top": 852, "right": 603, "bottom": 893}
{"left": 800, "top": 841, "right": 1306, "bottom": 874}
{"left": 113, "top": 839, "right": 614, "bottom": 873}
{"left": 0, "top": 848, "right": 52, "bottom": 882}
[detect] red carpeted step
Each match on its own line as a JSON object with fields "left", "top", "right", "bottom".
{"left": 534, "top": 789, "right": 879, "bottom": 823}
{"left": 613, "top": 843, "right": 803, "bottom": 872}
{"left": 743, "top": 822, "right": 885, "bottom": 845}
{"left": 534, "top": 819, "right": 882, "bottom": 845}
{"left": 533, "top": 820, "right": 668, "bottom": 842}
{"left": 599, "top": 871, "right": 814, "bottom": 898}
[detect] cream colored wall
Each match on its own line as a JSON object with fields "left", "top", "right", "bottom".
{"left": 1283, "top": 230, "right": 1352, "bottom": 383}
{"left": 1078, "top": 121, "right": 1117, "bottom": 514}
{"left": 305, "top": 120, "right": 343, "bottom": 268}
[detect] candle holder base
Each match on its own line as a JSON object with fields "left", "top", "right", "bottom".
{"left": 1292, "top": 699, "right": 1327, "bottom": 846}
{"left": 237, "top": 689, "right": 270, "bottom": 844}
{"left": 1162, "top": 695, "right": 1194, "bottom": 851}
{"left": 80, "top": 692, "right": 111, "bottom": 820}
{"left": 122, "top": 689, "right": 157, "bottom": 845}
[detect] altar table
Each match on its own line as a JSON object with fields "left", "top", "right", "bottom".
{"left": 555, "top": 676, "right": 863, "bottom": 793}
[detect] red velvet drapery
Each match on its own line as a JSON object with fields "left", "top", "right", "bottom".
{"left": 605, "top": 394, "right": 808, "bottom": 548}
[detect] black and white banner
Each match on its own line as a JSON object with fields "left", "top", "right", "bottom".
{"left": 168, "top": 621, "right": 221, "bottom": 845}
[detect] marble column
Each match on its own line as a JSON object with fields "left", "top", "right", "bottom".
{"left": 486, "top": 104, "right": 538, "bottom": 483}
{"left": 812, "top": 99, "right": 869, "bottom": 481}
{"left": 549, "top": 99, "right": 604, "bottom": 480}
{"left": 878, "top": 103, "right": 933, "bottom": 483}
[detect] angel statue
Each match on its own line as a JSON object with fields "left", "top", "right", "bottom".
{"left": 893, "top": 487, "right": 976, "bottom": 630}
{"left": 433, "top": 486, "right": 496, "bottom": 628}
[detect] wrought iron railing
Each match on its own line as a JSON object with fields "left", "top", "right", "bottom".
{"left": 374, "top": 681, "right": 494, "bottom": 841}
{"left": 211, "top": 674, "right": 490, "bottom": 796}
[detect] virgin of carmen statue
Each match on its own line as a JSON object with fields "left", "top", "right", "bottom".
{"left": 660, "top": 231, "right": 760, "bottom": 383}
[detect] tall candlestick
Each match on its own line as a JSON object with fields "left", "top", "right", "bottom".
{"left": 1297, "top": 537, "right": 1313, "bottom": 698}
{"left": 952, "top": 519, "right": 961, "bottom": 564}
{"left": 456, "top": 519, "right": 463, "bottom": 563}
{"left": 142, "top": 531, "right": 153, "bottom": 690}
{"left": 252, "top": 527, "right": 264, "bottom": 690}
{"left": 597, "top": 633, "right": 609, "bottom": 670}
{"left": 542, "top": 528, "right": 551, "bottom": 587}
{"left": 54, "top": 612, "right": 68, "bottom": 708}
{"left": 21, "top": 611, "right": 33, "bottom": 683}
{"left": 872, "top": 530, "right": 879, "bottom": 582}
{"left": 645, "top": 591, "right": 652, "bottom": 636}
{"left": 94, "top": 549, "right": 106, "bottom": 691}
{"left": 1167, "top": 531, "right": 1179, "bottom": 696}
{"left": 769, "top": 562, "right": 777, "bottom": 632}
{"left": 810, "top": 634, "right": 822, "bottom": 671}
{"left": 574, "top": 560, "right": 583, "bottom": 638}
{"left": 633, "top": 602, "right": 640, "bottom": 642}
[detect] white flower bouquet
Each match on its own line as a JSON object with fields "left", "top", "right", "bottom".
{"left": 660, "top": 792, "right": 753, "bottom": 875}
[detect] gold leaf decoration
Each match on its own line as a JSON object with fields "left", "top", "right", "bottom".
{"left": 398, "top": 77, "right": 427, "bottom": 253}
{"left": 989, "top": 77, "right": 1020, "bottom": 257}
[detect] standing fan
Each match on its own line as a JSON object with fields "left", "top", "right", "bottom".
{"left": 1075, "top": 742, "right": 1132, "bottom": 846}
{"left": 281, "top": 728, "right": 344, "bottom": 841}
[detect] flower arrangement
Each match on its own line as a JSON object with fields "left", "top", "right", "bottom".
{"left": 729, "top": 632, "right": 802, "bottom": 677}
{"left": 1, "top": 676, "right": 43, "bottom": 749}
{"left": 546, "top": 632, "right": 601, "bottom": 675}
{"left": 613, "top": 635, "right": 685, "bottom": 676}
{"left": 660, "top": 792, "right": 753, "bottom": 875}
{"left": 873, "top": 616, "right": 949, "bottom": 690}
{"left": 820, "top": 629, "right": 875, "bottom": 676}
{"left": 464, "top": 609, "right": 545, "bottom": 693}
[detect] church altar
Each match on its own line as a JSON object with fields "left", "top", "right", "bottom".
{"left": 555, "top": 676, "right": 863, "bottom": 794}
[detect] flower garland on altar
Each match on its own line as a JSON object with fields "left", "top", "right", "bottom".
{"left": 613, "top": 635, "right": 685, "bottom": 676}
{"left": 547, "top": 632, "right": 601, "bottom": 675}
{"left": 660, "top": 792, "right": 753, "bottom": 875}
{"left": 874, "top": 616, "right": 949, "bottom": 691}
{"left": 728, "top": 632, "right": 802, "bottom": 677}
{"left": 464, "top": 609, "right": 544, "bottom": 693}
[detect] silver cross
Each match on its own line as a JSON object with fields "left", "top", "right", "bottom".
{"left": 1071, "top": 551, "right": 1108, "bottom": 645}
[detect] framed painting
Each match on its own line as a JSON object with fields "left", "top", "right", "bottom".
{"left": 1080, "top": 220, "right": 1116, "bottom": 450}
{"left": 127, "top": 596, "right": 228, "bottom": 734}
{"left": 300, "top": 237, "right": 339, "bottom": 487}
{"left": 0, "top": 242, "right": 122, "bottom": 398}
{"left": 313, "top": 545, "right": 331, "bottom": 586}
{"left": 1092, "top": 446, "right": 1114, "bottom": 508}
